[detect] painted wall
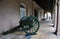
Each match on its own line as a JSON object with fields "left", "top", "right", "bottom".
{"left": 0, "top": 0, "right": 44, "bottom": 33}
{"left": 0, "top": 0, "right": 20, "bottom": 33}
{"left": 0, "top": 0, "right": 33, "bottom": 33}
{"left": 33, "top": 1, "right": 44, "bottom": 21}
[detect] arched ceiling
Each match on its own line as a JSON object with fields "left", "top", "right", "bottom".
{"left": 34, "top": 0, "right": 56, "bottom": 11}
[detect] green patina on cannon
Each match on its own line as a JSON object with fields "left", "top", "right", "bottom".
{"left": 2, "top": 15, "right": 40, "bottom": 35}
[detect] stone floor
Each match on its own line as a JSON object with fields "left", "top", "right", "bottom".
{"left": 0, "top": 21, "right": 57, "bottom": 39}
{"left": 57, "top": 35, "right": 60, "bottom": 39}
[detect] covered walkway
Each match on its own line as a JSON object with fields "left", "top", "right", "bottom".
{"left": 0, "top": 0, "right": 60, "bottom": 39}
{"left": 0, "top": 21, "right": 57, "bottom": 39}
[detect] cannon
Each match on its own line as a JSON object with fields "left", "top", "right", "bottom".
{"left": 2, "top": 15, "right": 40, "bottom": 35}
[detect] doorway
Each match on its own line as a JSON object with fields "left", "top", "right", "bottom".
{"left": 20, "top": 3, "right": 26, "bottom": 19}
{"left": 34, "top": 9, "right": 38, "bottom": 18}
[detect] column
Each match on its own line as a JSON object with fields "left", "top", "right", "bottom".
{"left": 57, "top": 0, "right": 60, "bottom": 35}
{"left": 53, "top": 0, "right": 58, "bottom": 35}
{"left": 54, "top": 3, "right": 57, "bottom": 28}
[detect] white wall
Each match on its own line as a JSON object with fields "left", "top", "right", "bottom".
{"left": 0, "top": 0, "right": 33, "bottom": 33}
{"left": 0, "top": 0, "right": 44, "bottom": 33}
{"left": 33, "top": 1, "right": 44, "bottom": 21}
{"left": 0, "top": 0, "right": 20, "bottom": 33}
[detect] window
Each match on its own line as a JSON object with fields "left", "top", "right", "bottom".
{"left": 20, "top": 3, "right": 26, "bottom": 19}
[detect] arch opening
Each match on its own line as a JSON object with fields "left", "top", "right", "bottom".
{"left": 20, "top": 3, "right": 26, "bottom": 19}
{"left": 45, "top": 12, "right": 51, "bottom": 21}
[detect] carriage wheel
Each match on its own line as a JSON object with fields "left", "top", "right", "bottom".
{"left": 23, "top": 17, "right": 40, "bottom": 34}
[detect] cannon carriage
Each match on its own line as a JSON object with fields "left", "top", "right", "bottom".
{"left": 2, "top": 15, "right": 40, "bottom": 35}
